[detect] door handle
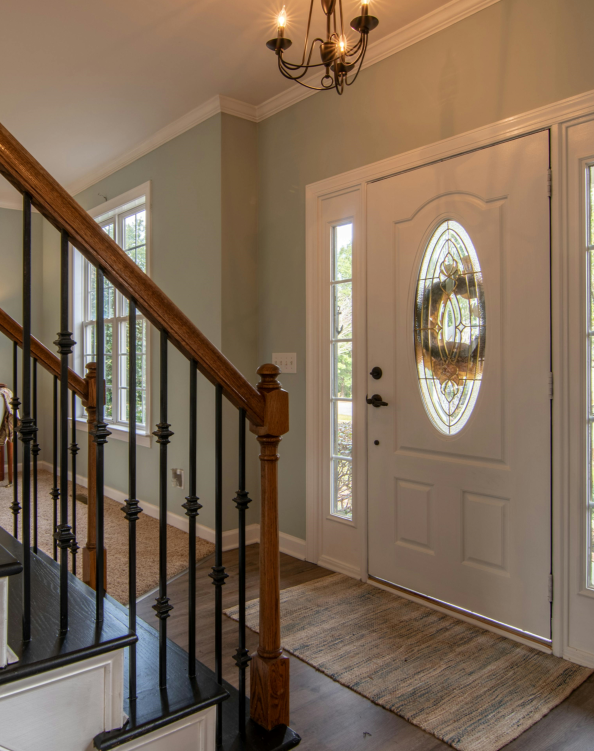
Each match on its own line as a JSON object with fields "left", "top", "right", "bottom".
{"left": 366, "top": 394, "right": 388, "bottom": 408}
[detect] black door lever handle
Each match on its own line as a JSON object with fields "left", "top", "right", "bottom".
{"left": 366, "top": 394, "right": 388, "bottom": 408}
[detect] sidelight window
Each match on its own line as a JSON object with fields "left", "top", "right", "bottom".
{"left": 414, "top": 220, "right": 486, "bottom": 435}
{"left": 587, "top": 166, "right": 594, "bottom": 587}
{"left": 331, "top": 223, "right": 353, "bottom": 519}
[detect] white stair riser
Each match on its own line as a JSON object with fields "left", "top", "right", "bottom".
{"left": 0, "top": 650, "right": 125, "bottom": 751}
{"left": 112, "top": 707, "right": 216, "bottom": 751}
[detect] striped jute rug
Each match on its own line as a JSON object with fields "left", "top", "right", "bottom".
{"left": 225, "top": 573, "right": 592, "bottom": 751}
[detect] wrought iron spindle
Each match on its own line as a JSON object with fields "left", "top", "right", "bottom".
{"left": 94, "top": 268, "right": 110, "bottom": 621}
{"left": 19, "top": 192, "right": 36, "bottom": 641}
{"left": 122, "top": 300, "right": 142, "bottom": 701}
{"left": 183, "top": 360, "right": 202, "bottom": 677}
{"left": 55, "top": 230, "right": 75, "bottom": 633}
{"left": 152, "top": 330, "right": 173, "bottom": 688}
{"left": 50, "top": 376, "right": 59, "bottom": 560}
{"left": 32, "top": 359, "right": 40, "bottom": 554}
{"left": 70, "top": 390, "right": 80, "bottom": 574}
{"left": 233, "top": 408, "right": 252, "bottom": 733}
{"left": 10, "top": 342, "right": 20, "bottom": 537}
{"left": 209, "top": 383, "right": 228, "bottom": 748}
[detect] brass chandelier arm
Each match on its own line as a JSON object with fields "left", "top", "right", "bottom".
{"left": 266, "top": 0, "right": 379, "bottom": 95}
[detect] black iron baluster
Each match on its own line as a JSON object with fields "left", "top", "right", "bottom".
{"left": 54, "top": 230, "right": 75, "bottom": 634}
{"left": 183, "top": 360, "right": 202, "bottom": 677}
{"left": 19, "top": 192, "right": 37, "bottom": 642}
{"left": 70, "top": 390, "right": 80, "bottom": 574}
{"left": 122, "top": 300, "right": 142, "bottom": 701}
{"left": 94, "top": 268, "right": 110, "bottom": 621}
{"left": 32, "top": 359, "right": 40, "bottom": 554}
{"left": 152, "top": 330, "right": 173, "bottom": 688}
{"left": 50, "top": 376, "right": 59, "bottom": 560}
{"left": 233, "top": 408, "right": 252, "bottom": 734}
{"left": 10, "top": 342, "right": 20, "bottom": 537}
{"left": 209, "top": 383, "right": 228, "bottom": 748}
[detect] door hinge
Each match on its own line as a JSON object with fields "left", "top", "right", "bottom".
{"left": 547, "top": 169, "right": 553, "bottom": 198}
{"left": 548, "top": 574, "right": 554, "bottom": 603}
{"left": 549, "top": 372, "right": 554, "bottom": 399}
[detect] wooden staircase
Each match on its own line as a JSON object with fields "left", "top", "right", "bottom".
{"left": 0, "top": 120, "right": 299, "bottom": 750}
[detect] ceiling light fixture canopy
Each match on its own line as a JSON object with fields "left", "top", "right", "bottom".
{"left": 266, "top": 0, "right": 379, "bottom": 95}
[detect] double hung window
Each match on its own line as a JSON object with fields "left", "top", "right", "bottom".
{"left": 74, "top": 184, "right": 150, "bottom": 434}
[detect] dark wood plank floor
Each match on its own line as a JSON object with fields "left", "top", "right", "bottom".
{"left": 137, "top": 545, "right": 594, "bottom": 750}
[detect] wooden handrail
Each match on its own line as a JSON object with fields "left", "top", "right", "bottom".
{"left": 0, "top": 122, "right": 265, "bottom": 426}
{"left": 0, "top": 308, "right": 87, "bottom": 402}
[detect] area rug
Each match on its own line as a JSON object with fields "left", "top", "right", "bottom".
{"left": 0, "top": 469, "right": 214, "bottom": 605}
{"left": 225, "top": 573, "right": 592, "bottom": 751}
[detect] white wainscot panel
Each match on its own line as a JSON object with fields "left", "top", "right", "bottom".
{"left": 462, "top": 492, "right": 509, "bottom": 575}
{"left": 114, "top": 707, "right": 216, "bottom": 751}
{"left": 0, "top": 650, "right": 124, "bottom": 751}
{"left": 395, "top": 479, "right": 434, "bottom": 555}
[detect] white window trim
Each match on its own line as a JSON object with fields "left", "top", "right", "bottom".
{"left": 306, "top": 87, "right": 594, "bottom": 664}
{"left": 73, "top": 181, "right": 152, "bottom": 440}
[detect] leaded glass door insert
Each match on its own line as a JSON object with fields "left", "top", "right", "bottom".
{"left": 414, "top": 220, "right": 486, "bottom": 435}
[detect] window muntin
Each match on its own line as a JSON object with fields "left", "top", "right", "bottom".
{"left": 414, "top": 220, "right": 486, "bottom": 435}
{"left": 586, "top": 166, "right": 594, "bottom": 588}
{"left": 331, "top": 223, "right": 353, "bottom": 520}
{"left": 79, "top": 198, "right": 148, "bottom": 431}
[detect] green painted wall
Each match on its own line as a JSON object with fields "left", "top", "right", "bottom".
{"left": 257, "top": 0, "right": 594, "bottom": 539}
{"left": 36, "top": 114, "right": 261, "bottom": 532}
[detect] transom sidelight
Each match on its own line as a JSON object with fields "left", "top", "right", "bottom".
{"left": 587, "top": 166, "right": 594, "bottom": 589}
{"left": 414, "top": 219, "right": 486, "bottom": 435}
{"left": 331, "top": 222, "right": 353, "bottom": 519}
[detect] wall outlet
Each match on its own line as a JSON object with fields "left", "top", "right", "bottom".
{"left": 171, "top": 468, "right": 184, "bottom": 489}
{"left": 272, "top": 353, "right": 297, "bottom": 373}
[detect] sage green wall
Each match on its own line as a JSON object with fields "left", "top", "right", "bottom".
{"left": 257, "top": 0, "right": 594, "bottom": 539}
{"left": 38, "top": 114, "right": 244, "bottom": 531}
{"left": 221, "top": 114, "right": 261, "bottom": 518}
{"left": 0, "top": 207, "right": 43, "bottom": 399}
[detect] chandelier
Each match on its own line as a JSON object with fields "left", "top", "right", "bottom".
{"left": 266, "top": 0, "right": 379, "bottom": 95}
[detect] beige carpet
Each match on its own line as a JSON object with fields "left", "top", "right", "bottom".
{"left": 0, "top": 469, "right": 214, "bottom": 605}
{"left": 225, "top": 573, "right": 592, "bottom": 751}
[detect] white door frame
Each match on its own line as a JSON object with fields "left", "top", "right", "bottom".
{"left": 306, "top": 87, "right": 594, "bottom": 664}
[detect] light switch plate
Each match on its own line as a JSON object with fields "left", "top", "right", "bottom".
{"left": 272, "top": 353, "right": 297, "bottom": 373}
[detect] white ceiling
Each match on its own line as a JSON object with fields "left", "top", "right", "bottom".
{"left": 0, "top": 0, "right": 459, "bottom": 207}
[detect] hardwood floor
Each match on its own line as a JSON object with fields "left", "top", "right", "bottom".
{"left": 137, "top": 545, "right": 594, "bottom": 750}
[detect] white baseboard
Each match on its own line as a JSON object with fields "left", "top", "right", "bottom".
{"left": 279, "top": 531, "right": 307, "bottom": 560}
{"left": 317, "top": 554, "right": 361, "bottom": 580}
{"left": 37, "top": 461, "right": 306, "bottom": 558}
{"left": 563, "top": 646, "right": 594, "bottom": 669}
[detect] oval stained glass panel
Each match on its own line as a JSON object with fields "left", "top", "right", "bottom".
{"left": 414, "top": 220, "right": 486, "bottom": 435}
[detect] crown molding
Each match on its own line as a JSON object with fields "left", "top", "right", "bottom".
{"left": 219, "top": 95, "right": 258, "bottom": 122}
{"left": 53, "top": 0, "right": 499, "bottom": 198}
{"left": 255, "top": 0, "right": 502, "bottom": 120}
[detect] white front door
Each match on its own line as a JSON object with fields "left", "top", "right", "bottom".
{"left": 367, "top": 132, "right": 552, "bottom": 639}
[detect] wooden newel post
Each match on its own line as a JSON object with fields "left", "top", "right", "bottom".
{"left": 81, "top": 362, "right": 106, "bottom": 591}
{"left": 249, "top": 364, "right": 290, "bottom": 731}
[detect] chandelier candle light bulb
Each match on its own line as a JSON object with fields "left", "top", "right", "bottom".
{"left": 266, "top": 0, "right": 379, "bottom": 94}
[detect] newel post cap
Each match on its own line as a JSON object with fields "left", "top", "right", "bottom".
{"left": 251, "top": 363, "right": 289, "bottom": 437}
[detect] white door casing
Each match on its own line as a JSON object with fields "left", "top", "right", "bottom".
{"left": 366, "top": 132, "right": 552, "bottom": 639}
